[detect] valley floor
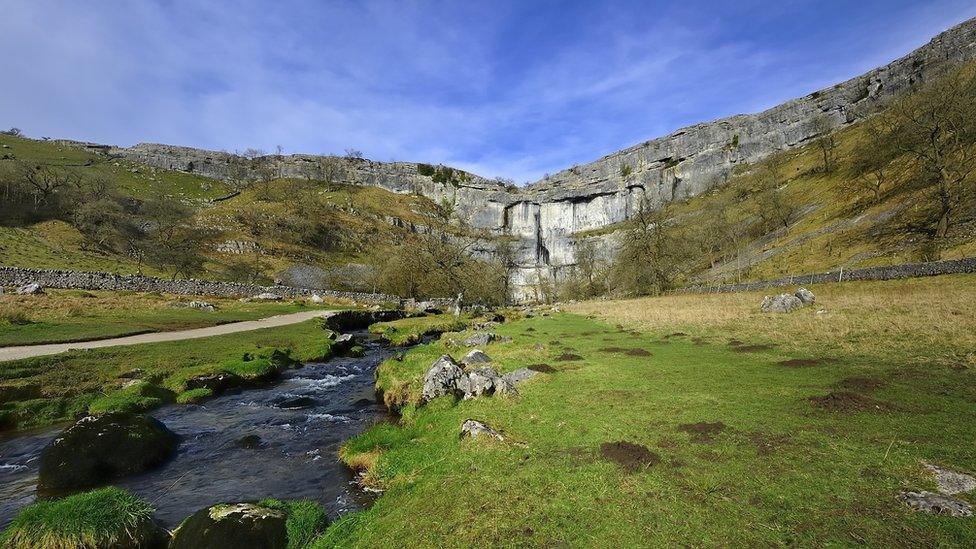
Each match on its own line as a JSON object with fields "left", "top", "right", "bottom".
{"left": 323, "top": 274, "right": 976, "bottom": 546}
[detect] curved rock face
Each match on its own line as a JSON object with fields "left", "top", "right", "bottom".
{"left": 87, "top": 18, "right": 976, "bottom": 301}
{"left": 169, "top": 503, "right": 288, "bottom": 549}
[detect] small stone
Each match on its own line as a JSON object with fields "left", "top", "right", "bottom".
{"left": 460, "top": 349, "right": 492, "bottom": 366}
{"left": 899, "top": 491, "right": 972, "bottom": 517}
{"left": 251, "top": 292, "right": 283, "bottom": 301}
{"left": 310, "top": 294, "right": 325, "bottom": 303}
{"left": 16, "top": 283, "right": 44, "bottom": 295}
{"left": 463, "top": 332, "right": 496, "bottom": 347}
{"left": 460, "top": 419, "right": 503, "bottom": 441}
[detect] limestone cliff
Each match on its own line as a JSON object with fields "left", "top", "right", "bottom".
{"left": 99, "top": 17, "right": 976, "bottom": 300}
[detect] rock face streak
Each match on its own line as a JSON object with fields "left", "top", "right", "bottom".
{"left": 105, "top": 18, "right": 976, "bottom": 301}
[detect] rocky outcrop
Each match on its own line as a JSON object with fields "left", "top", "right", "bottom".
{"left": 63, "top": 18, "right": 976, "bottom": 301}
{"left": 38, "top": 413, "right": 178, "bottom": 492}
{"left": 421, "top": 355, "right": 466, "bottom": 402}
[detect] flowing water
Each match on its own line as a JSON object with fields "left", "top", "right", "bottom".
{"left": 0, "top": 335, "right": 403, "bottom": 528}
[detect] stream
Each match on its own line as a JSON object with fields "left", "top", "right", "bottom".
{"left": 0, "top": 333, "right": 404, "bottom": 528}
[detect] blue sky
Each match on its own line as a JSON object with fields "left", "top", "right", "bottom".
{"left": 2, "top": 1, "right": 975, "bottom": 183}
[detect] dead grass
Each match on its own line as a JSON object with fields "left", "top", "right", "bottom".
{"left": 568, "top": 273, "right": 976, "bottom": 367}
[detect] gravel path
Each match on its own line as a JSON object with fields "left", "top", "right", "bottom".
{"left": 0, "top": 310, "right": 335, "bottom": 362}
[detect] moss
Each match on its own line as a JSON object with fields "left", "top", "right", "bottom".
{"left": 176, "top": 388, "right": 213, "bottom": 404}
{"left": 0, "top": 487, "right": 159, "bottom": 549}
{"left": 258, "top": 499, "right": 329, "bottom": 549}
{"left": 88, "top": 381, "right": 174, "bottom": 415}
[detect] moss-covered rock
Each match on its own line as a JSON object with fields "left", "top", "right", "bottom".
{"left": 38, "top": 412, "right": 178, "bottom": 492}
{"left": 169, "top": 503, "right": 288, "bottom": 549}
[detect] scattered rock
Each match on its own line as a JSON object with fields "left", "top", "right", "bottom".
{"left": 169, "top": 503, "right": 289, "bottom": 549}
{"left": 463, "top": 332, "right": 496, "bottom": 346}
{"left": 38, "top": 413, "right": 178, "bottom": 491}
{"left": 462, "top": 367, "right": 501, "bottom": 399}
{"left": 925, "top": 463, "right": 976, "bottom": 495}
{"left": 251, "top": 292, "right": 283, "bottom": 301}
{"left": 186, "top": 372, "right": 244, "bottom": 394}
{"left": 760, "top": 294, "right": 803, "bottom": 313}
{"left": 310, "top": 294, "right": 325, "bottom": 303}
{"left": 898, "top": 491, "right": 972, "bottom": 517}
{"left": 493, "top": 376, "right": 519, "bottom": 397}
{"left": 421, "top": 355, "right": 465, "bottom": 402}
{"left": 794, "top": 287, "right": 816, "bottom": 305}
{"left": 460, "top": 349, "right": 492, "bottom": 366}
{"left": 532, "top": 342, "right": 544, "bottom": 351}
{"left": 599, "top": 441, "right": 661, "bottom": 473}
{"left": 460, "top": 419, "right": 504, "bottom": 440}
{"left": 171, "top": 300, "right": 216, "bottom": 311}
{"left": 16, "top": 282, "right": 44, "bottom": 295}
{"left": 502, "top": 368, "right": 540, "bottom": 386}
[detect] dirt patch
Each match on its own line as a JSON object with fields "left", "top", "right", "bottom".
{"left": 727, "top": 339, "right": 744, "bottom": 347}
{"left": 835, "top": 376, "right": 885, "bottom": 391}
{"left": 554, "top": 353, "right": 583, "bottom": 362}
{"left": 733, "top": 344, "right": 776, "bottom": 353}
{"left": 778, "top": 358, "right": 823, "bottom": 368}
{"left": 743, "top": 432, "right": 793, "bottom": 456}
{"left": 677, "top": 421, "right": 726, "bottom": 442}
{"left": 525, "top": 327, "right": 536, "bottom": 332}
{"left": 550, "top": 340, "right": 562, "bottom": 346}
{"left": 624, "top": 348, "right": 652, "bottom": 357}
{"left": 599, "top": 347, "right": 629, "bottom": 353}
{"left": 809, "top": 391, "right": 889, "bottom": 412}
{"left": 527, "top": 363, "right": 557, "bottom": 373}
{"left": 599, "top": 441, "right": 661, "bottom": 473}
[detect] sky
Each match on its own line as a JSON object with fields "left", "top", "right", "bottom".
{"left": 2, "top": 1, "right": 976, "bottom": 184}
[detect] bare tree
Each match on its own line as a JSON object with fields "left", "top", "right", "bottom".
{"left": 812, "top": 114, "right": 837, "bottom": 173}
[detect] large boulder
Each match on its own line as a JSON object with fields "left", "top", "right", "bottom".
{"left": 169, "top": 503, "right": 288, "bottom": 549}
{"left": 460, "top": 349, "right": 492, "bottom": 366}
{"left": 760, "top": 294, "right": 803, "bottom": 313}
{"left": 38, "top": 413, "right": 178, "bottom": 491}
{"left": 16, "top": 283, "right": 44, "bottom": 295}
{"left": 421, "top": 355, "right": 465, "bottom": 402}
{"left": 794, "top": 287, "right": 816, "bottom": 305}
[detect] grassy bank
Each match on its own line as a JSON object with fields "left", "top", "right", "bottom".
{"left": 0, "top": 289, "right": 345, "bottom": 347}
{"left": 0, "top": 318, "right": 339, "bottom": 431}
{"left": 368, "top": 313, "right": 471, "bottom": 346}
{"left": 320, "top": 275, "right": 976, "bottom": 546}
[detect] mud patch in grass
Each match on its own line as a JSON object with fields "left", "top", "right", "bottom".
{"left": 554, "top": 353, "right": 583, "bottom": 362}
{"left": 809, "top": 391, "right": 890, "bottom": 412}
{"left": 600, "top": 441, "right": 661, "bottom": 473}
{"left": 733, "top": 344, "right": 776, "bottom": 353}
{"left": 624, "top": 348, "right": 652, "bottom": 357}
{"left": 835, "top": 376, "right": 885, "bottom": 391}
{"left": 778, "top": 358, "right": 836, "bottom": 368}
{"left": 526, "top": 363, "right": 557, "bottom": 373}
{"left": 677, "top": 421, "right": 726, "bottom": 443}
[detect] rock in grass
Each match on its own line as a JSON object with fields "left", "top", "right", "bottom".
{"left": 185, "top": 371, "right": 243, "bottom": 394}
{"left": 794, "top": 287, "right": 816, "bottom": 305}
{"left": 169, "top": 503, "right": 288, "bottom": 549}
{"left": 898, "top": 491, "right": 973, "bottom": 517}
{"left": 460, "top": 349, "right": 492, "bottom": 366}
{"left": 502, "top": 368, "right": 539, "bottom": 386}
{"left": 760, "top": 294, "right": 803, "bottom": 313}
{"left": 38, "top": 413, "right": 178, "bottom": 492}
{"left": 461, "top": 367, "right": 500, "bottom": 399}
{"left": 1, "top": 486, "right": 164, "bottom": 549}
{"left": 493, "top": 376, "right": 519, "bottom": 397}
{"left": 421, "top": 355, "right": 465, "bottom": 402}
{"left": 463, "top": 332, "right": 496, "bottom": 346}
{"left": 251, "top": 292, "right": 283, "bottom": 301}
{"left": 460, "top": 419, "right": 503, "bottom": 441}
{"left": 15, "top": 282, "right": 44, "bottom": 295}
{"left": 924, "top": 462, "right": 976, "bottom": 495}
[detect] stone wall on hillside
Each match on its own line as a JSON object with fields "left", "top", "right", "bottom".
{"left": 62, "top": 17, "right": 976, "bottom": 301}
{"left": 0, "top": 266, "right": 415, "bottom": 304}
{"left": 681, "top": 257, "right": 976, "bottom": 294}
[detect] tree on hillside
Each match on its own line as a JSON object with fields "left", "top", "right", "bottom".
{"left": 752, "top": 160, "right": 798, "bottom": 233}
{"left": 611, "top": 200, "right": 694, "bottom": 296}
{"left": 812, "top": 115, "right": 838, "bottom": 174}
{"left": 140, "top": 195, "right": 218, "bottom": 279}
{"left": 848, "top": 116, "right": 895, "bottom": 205}
{"left": 882, "top": 65, "right": 976, "bottom": 244}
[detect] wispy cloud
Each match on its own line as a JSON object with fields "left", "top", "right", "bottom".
{"left": 1, "top": 0, "right": 975, "bottom": 183}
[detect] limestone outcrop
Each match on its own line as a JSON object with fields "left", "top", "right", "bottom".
{"left": 65, "top": 18, "right": 976, "bottom": 300}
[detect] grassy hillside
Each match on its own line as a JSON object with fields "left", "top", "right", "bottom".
{"left": 318, "top": 274, "right": 976, "bottom": 546}
{"left": 0, "top": 132, "right": 444, "bottom": 287}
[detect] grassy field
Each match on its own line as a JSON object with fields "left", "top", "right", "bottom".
{"left": 0, "top": 318, "right": 339, "bottom": 431}
{"left": 319, "top": 274, "right": 976, "bottom": 546}
{"left": 0, "top": 289, "right": 344, "bottom": 346}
